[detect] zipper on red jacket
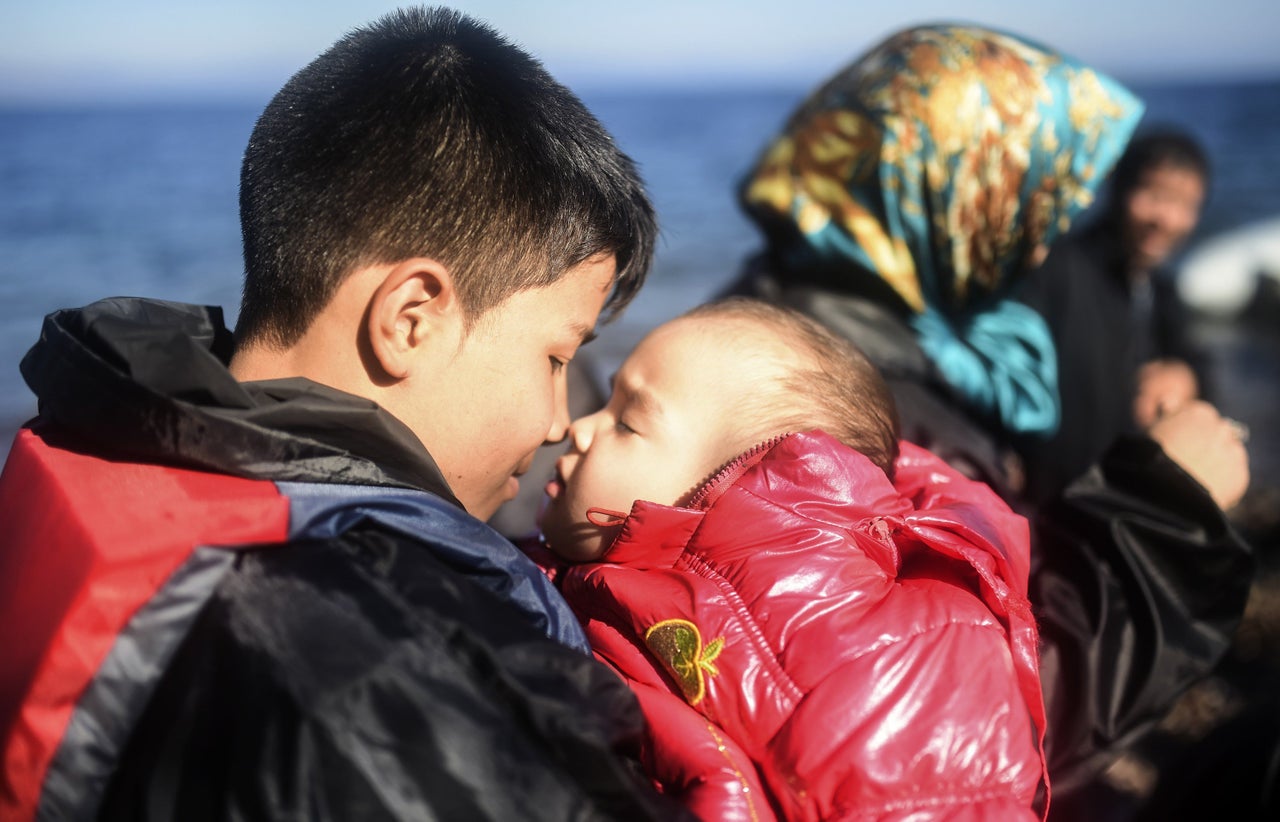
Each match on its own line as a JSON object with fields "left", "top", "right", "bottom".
{"left": 579, "top": 435, "right": 790, "bottom": 539}
{"left": 684, "top": 434, "right": 789, "bottom": 511}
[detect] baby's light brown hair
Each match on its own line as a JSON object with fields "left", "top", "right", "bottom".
{"left": 681, "top": 297, "right": 900, "bottom": 477}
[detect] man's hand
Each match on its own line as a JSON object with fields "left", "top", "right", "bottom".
{"left": 1134, "top": 358, "right": 1199, "bottom": 428}
{"left": 1148, "top": 400, "right": 1250, "bottom": 511}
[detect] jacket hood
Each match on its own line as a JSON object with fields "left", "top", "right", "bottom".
{"left": 21, "top": 297, "right": 458, "bottom": 502}
{"left": 601, "top": 431, "right": 1039, "bottom": 719}
{"left": 605, "top": 431, "right": 1030, "bottom": 593}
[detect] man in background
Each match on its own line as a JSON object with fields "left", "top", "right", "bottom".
{"left": 1016, "top": 129, "right": 1213, "bottom": 504}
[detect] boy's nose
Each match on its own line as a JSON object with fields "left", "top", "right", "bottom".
{"left": 546, "top": 407, "right": 570, "bottom": 446}
{"left": 545, "top": 374, "right": 573, "bottom": 444}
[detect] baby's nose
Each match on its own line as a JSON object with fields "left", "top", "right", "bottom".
{"left": 568, "top": 413, "right": 599, "bottom": 452}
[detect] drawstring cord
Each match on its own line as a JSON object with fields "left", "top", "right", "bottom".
{"left": 586, "top": 507, "right": 628, "bottom": 527}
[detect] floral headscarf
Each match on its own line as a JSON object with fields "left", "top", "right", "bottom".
{"left": 741, "top": 24, "right": 1143, "bottom": 435}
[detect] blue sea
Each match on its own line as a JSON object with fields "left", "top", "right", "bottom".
{"left": 2, "top": 79, "right": 1279, "bottom": 486}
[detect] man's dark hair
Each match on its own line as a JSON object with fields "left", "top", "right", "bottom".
{"left": 236, "top": 6, "right": 655, "bottom": 347}
{"left": 1109, "top": 128, "right": 1212, "bottom": 207}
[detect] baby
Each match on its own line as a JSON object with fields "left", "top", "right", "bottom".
{"left": 539, "top": 296, "right": 898, "bottom": 561}
{"left": 536, "top": 298, "right": 1047, "bottom": 821}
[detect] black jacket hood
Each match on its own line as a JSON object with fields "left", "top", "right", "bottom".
{"left": 21, "top": 297, "right": 458, "bottom": 504}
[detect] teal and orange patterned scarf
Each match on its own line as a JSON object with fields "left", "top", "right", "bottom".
{"left": 740, "top": 24, "right": 1143, "bottom": 435}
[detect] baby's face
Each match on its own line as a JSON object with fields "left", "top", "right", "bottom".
{"left": 539, "top": 317, "right": 763, "bottom": 561}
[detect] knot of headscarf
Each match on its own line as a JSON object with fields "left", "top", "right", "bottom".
{"left": 912, "top": 301, "right": 1059, "bottom": 434}
{"left": 740, "top": 24, "right": 1143, "bottom": 436}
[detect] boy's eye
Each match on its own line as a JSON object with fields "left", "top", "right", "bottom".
{"left": 550, "top": 357, "right": 567, "bottom": 374}
{"left": 615, "top": 419, "right": 635, "bottom": 435}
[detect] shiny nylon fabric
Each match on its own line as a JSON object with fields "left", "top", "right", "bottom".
{"left": 739, "top": 25, "right": 1143, "bottom": 435}
{"left": 559, "top": 432, "right": 1047, "bottom": 820}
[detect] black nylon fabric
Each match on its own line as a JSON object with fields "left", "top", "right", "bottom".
{"left": 97, "top": 530, "right": 682, "bottom": 821}
{"left": 1032, "top": 436, "right": 1254, "bottom": 797}
{"left": 36, "top": 548, "right": 238, "bottom": 821}
{"left": 1014, "top": 221, "right": 1214, "bottom": 507}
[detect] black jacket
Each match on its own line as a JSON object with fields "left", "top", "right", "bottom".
{"left": 1015, "top": 220, "right": 1212, "bottom": 505}
{"left": 4, "top": 298, "right": 684, "bottom": 821}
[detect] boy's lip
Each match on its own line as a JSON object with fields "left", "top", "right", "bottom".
{"left": 506, "top": 459, "right": 536, "bottom": 500}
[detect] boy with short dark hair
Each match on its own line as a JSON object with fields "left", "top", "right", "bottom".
{"left": 0, "top": 7, "right": 676, "bottom": 820}
{"left": 235, "top": 6, "right": 652, "bottom": 350}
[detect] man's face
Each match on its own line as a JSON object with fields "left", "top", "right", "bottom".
{"left": 1122, "top": 163, "right": 1206, "bottom": 273}
{"left": 539, "top": 316, "right": 776, "bottom": 562}
{"left": 415, "top": 254, "right": 616, "bottom": 520}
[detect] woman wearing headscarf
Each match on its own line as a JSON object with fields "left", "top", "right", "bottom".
{"left": 721, "top": 24, "right": 1254, "bottom": 816}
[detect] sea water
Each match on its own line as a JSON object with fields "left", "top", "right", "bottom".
{"left": 2, "top": 80, "right": 1278, "bottom": 482}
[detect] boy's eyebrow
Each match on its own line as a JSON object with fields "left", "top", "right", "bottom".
{"left": 570, "top": 322, "right": 597, "bottom": 345}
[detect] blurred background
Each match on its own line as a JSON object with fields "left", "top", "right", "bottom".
{"left": 3, "top": 0, "right": 1279, "bottom": 484}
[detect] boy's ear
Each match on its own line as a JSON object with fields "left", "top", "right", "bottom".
{"left": 366, "top": 257, "right": 459, "bottom": 380}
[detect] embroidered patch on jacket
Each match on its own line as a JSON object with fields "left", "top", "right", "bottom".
{"left": 644, "top": 618, "right": 724, "bottom": 705}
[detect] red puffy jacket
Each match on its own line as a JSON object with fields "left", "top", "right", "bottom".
{"left": 555, "top": 432, "right": 1047, "bottom": 820}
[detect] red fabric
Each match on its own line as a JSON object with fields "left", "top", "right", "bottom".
{"left": 0, "top": 429, "right": 289, "bottom": 819}
{"left": 558, "top": 432, "right": 1047, "bottom": 820}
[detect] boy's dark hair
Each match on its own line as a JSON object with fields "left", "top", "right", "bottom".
{"left": 684, "top": 297, "right": 901, "bottom": 477}
{"left": 1109, "top": 128, "right": 1212, "bottom": 207}
{"left": 236, "top": 6, "right": 655, "bottom": 348}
